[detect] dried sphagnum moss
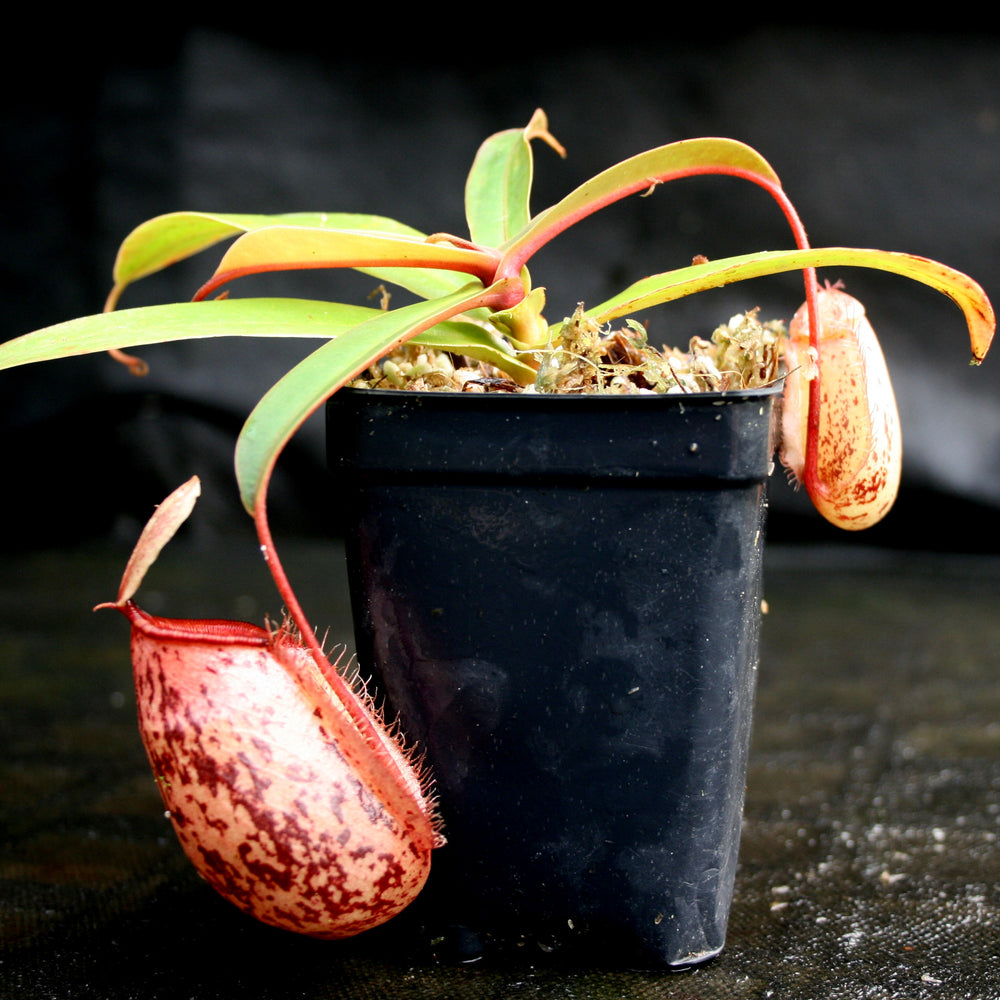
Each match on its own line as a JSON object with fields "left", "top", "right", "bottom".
{"left": 350, "top": 306, "right": 784, "bottom": 394}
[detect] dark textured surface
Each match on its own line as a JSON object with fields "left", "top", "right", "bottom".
{"left": 2, "top": 539, "right": 999, "bottom": 998}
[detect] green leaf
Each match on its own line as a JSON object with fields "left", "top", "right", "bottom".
{"left": 0, "top": 299, "right": 381, "bottom": 370}
{"left": 355, "top": 263, "right": 478, "bottom": 301}
{"left": 0, "top": 295, "right": 531, "bottom": 380}
{"left": 412, "top": 322, "right": 537, "bottom": 384}
{"left": 570, "top": 246, "right": 995, "bottom": 362}
{"left": 112, "top": 212, "right": 281, "bottom": 290}
{"left": 498, "top": 137, "right": 782, "bottom": 278}
{"left": 465, "top": 109, "right": 566, "bottom": 248}
{"left": 198, "top": 226, "right": 500, "bottom": 300}
{"left": 109, "top": 210, "right": 423, "bottom": 304}
{"left": 235, "top": 281, "right": 518, "bottom": 514}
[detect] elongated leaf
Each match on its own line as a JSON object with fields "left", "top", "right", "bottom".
{"left": 568, "top": 247, "right": 994, "bottom": 362}
{"left": 110, "top": 211, "right": 423, "bottom": 301}
{"left": 117, "top": 209, "right": 477, "bottom": 302}
{"left": 236, "top": 281, "right": 518, "bottom": 514}
{"left": 197, "top": 227, "right": 500, "bottom": 300}
{"left": 465, "top": 109, "right": 566, "bottom": 247}
{"left": 0, "top": 299, "right": 379, "bottom": 369}
{"left": 465, "top": 127, "right": 532, "bottom": 247}
{"left": 0, "top": 296, "right": 528, "bottom": 379}
{"left": 498, "top": 138, "right": 783, "bottom": 277}
{"left": 113, "top": 212, "right": 287, "bottom": 290}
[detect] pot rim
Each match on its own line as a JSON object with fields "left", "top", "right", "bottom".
{"left": 329, "top": 382, "right": 780, "bottom": 483}
{"left": 337, "top": 382, "right": 783, "bottom": 411}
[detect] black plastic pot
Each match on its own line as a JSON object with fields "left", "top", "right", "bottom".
{"left": 327, "top": 385, "right": 779, "bottom": 967}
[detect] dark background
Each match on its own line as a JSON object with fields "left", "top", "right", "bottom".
{"left": 3, "top": 19, "right": 999, "bottom": 553}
